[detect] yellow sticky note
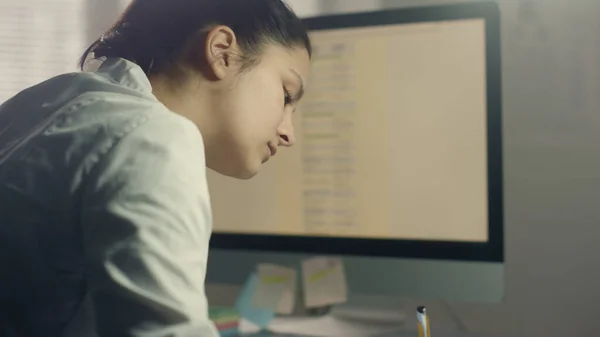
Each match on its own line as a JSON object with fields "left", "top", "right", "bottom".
{"left": 301, "top": 257, "right": 348, "bottom": 308}
{"left": 255, "top": 264, "right": 297, "bottom": 315}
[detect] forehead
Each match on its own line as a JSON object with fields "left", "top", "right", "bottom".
{"left": 259, "top": 44, "right": 310, "bottom": 81}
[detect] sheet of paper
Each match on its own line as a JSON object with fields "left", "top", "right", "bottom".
{"left": 235, "top": 272, "right": 276, "bottom": 328}
{"left": 268, "top": 315, "right": 401, "bottom": 337}
{"left": 257, "top": 263, "right": 298, "bottom": 314}
{"left": 301, "top": 257, "right": 348, "bottom": 308}
{"left": 238, "top": 318, "right": 261, "bottom": 334}
{"left": 251, "top": 267, "right": 287, "bottom": 311}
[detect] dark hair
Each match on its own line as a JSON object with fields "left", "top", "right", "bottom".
{"left": 79, "top": 0, "right": 311, "bottom": 77}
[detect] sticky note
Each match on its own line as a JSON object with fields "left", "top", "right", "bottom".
{"left": 257, "top": 263, "right": 298, "bottom": 315}
{"left": 301, "top": 257, "right": 348, "bottom": 308}
{"left": 251, "top": 267, "right": 287, "bottom": 311}
{"left": 235, "top": 272, "right": 276, "bottom": 328}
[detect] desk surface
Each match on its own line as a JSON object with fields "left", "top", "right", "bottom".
{"left": 234, "top": 331, "right": 485, "bottom": 337}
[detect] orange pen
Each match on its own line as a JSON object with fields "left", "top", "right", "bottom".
{"left": 417, "top": 306, "right": 431, "bottom": 337}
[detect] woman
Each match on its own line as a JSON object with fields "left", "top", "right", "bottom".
{"left": 0, "top": 0, "right": 311, "bottom": 336}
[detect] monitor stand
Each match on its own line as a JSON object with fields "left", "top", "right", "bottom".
{"left": 267, "top": 296, "right": 407, "bottom": 337}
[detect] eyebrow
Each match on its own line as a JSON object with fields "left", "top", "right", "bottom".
{"left": 290, "top": 69, "right": 305, "bottom": 102}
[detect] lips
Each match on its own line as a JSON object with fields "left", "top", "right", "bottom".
{"left": 268, "top": 143, "right": 277, "bottom": 157}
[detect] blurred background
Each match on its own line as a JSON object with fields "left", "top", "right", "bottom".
{"left": 1, "top": 0, "right": 598, "bottom": 336}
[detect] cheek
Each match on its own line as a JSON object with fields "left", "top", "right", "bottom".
{"left": 240, "top": 78, "right": 285, "bottom": 135}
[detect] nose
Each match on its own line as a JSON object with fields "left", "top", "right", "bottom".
{"left": 277, "top": 114, "right": 296, "bottom": 147}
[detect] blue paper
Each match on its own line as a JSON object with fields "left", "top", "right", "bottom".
{"left": 234, "top": 272, "right": 276, "bottom": 328}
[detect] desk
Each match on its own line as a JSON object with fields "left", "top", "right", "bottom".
{"left": 233, "top": 332, "right": 485, "bottom": 337}
{"left": 208, "top": 284, "right": 491, "bottom": 337}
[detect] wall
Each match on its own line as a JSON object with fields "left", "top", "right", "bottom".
{"left": 283, "top": 0, "right": 321, "bottom": 17}
{"left": 318, "top": 0, "right": 383, "bottom": 13}
{"left": 85, "top": 0, "right": 123, "bottom": 44}
{"left": 282, "top": 0, "right": 600, "bottom": 336}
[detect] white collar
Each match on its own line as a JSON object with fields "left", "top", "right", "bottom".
{"left": 95, "top": 57, "right": 154, "bottom": 96}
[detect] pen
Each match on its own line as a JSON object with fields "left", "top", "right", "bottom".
{"left": 417, "top": 306, "right": 430, "bottom": 337}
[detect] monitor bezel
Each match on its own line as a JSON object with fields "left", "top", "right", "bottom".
{"left": 210, "top": 2, "right": 504, "bottom": 263}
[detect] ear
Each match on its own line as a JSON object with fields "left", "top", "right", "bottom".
{"left": 204, "top": 25, "right": 238, "bottom": 80}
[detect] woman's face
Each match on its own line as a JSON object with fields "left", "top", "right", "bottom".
{"left": 202, "top": 30, "right": 311, "bottom": 179}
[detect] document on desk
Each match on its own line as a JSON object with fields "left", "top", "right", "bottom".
{"left": 256, "top": 263, "right": 298, "bottom": 314}
{"left": 241, "top": 314, "right": 398, "bottom": 337}
{"left": 301, "top": 257, "right": 348, "bottom": 308}
{"left": 268, "top": 314, "right": 401, "bottom": 337}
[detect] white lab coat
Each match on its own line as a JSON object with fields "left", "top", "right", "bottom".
{"left": 0, "top": 58, "right": 219, "bottom": 337}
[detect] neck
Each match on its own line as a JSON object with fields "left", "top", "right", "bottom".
{"left": 149, "top": 73, "right": 219, "bottom": 151}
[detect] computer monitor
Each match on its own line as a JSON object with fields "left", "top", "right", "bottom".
{"left": 207, "top": 2, "right": 504, "bottom": 304}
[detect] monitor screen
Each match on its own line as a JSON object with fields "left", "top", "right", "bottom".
{"left": 208, "top": 18, "right": 489, "bottom": 243}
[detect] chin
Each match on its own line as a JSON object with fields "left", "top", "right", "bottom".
{"left": 207, "top": 154, "right": 262, "bottom": 180}
{"left": 234, "top": 168, "right": 259, "bottom": 180}
{"left": 213, "top": 163, "right": 260, "bottom": 180}
{"left": 234, "top": 156, "right": 263, "bottom": 180}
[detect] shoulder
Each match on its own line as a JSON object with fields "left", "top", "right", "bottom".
{"left": 39, "top": 66, "right": 204, "bottom": 155}
{"left": 67, "top": 99, "right": 206, "bottom": 187}
{"left": 0, "top": 66, "right": 207, "bottom": 226}
{"left": 38, "top": 73, "right": 206, "bottom": 192}
{"left": 97, "top": 106, "right": 206, "bottom": 169}
{"left": 82, "top": 102, "right": 212, "bottom": 245}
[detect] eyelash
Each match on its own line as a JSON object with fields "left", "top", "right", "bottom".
{"left": 284, "top": 88, "right": 294, "bottom": 106}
